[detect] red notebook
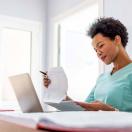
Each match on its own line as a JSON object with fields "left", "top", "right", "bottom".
{"left": 0, "top": 109, "right": 15, "bottom": 112}
{"left": 37, "top": 118, "right": 132, "bottom": 132}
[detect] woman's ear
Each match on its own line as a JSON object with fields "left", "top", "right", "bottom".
{"left": 114, "top": 35, "right": 122, "bottom": 46}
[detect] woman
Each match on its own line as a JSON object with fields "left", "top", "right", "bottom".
{"left": 43, "top": 17, "right": 132, "bottom": 112}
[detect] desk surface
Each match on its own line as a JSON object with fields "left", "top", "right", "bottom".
{"left": 0, "top": 119, "right": 48, "bottom": 132}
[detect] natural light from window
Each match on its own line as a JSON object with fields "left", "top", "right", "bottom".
{"left": 58, "top": 3, "right": 99, "bottom": 101}
{"left": 0, "top": 28, "right": 31, "bottom": 109}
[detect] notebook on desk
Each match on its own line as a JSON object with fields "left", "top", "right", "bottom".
{"left": 9, "top": 73, "right": 44, "bottom": 113}
{"left": 37, "top": 111, "right": 132, "bottom": 132}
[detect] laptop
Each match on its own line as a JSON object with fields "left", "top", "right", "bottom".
{"left": 9, "top": 73, "right": 43, "bottom": 113}
{"left": 9, "top": 73, "right": 85, "bottom": 113}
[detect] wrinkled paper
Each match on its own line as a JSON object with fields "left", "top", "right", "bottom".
{"left": 43, "top": 67, "right": 68, "bottom": 103}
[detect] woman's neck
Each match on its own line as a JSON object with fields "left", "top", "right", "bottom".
{"left": 112, "top": 48, "right": 132, "bottom": 74}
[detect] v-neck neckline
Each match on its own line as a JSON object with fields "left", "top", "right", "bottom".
{"left": 109, "top": 63, "right": 132, "bottom": 78}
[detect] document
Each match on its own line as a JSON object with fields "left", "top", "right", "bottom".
{"left": 37, "top": 111, "right": 132, "bottom": 131}
{"left": 43, "top": 67, "right": 68, "bottom": 103}
{"left": 45, "top": 101, "right": 85, "bottom": 111}
{"left": 38, "top": 111, "right": 132, "bottom": 128}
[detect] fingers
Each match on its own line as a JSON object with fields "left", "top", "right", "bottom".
{"left": 42, "top": 72, "right": 51, "bottom": 88}
{"left": 43, "top": 71, "right": 48, "bottom": 78}
{"left": 88, "top": 101, "right": 115, "bottom": 111}
{"left": 74, "top": 101, "right": 97, "bottom": 111}
{"left": 74, "top": 101, "right": 110, "bottom": 111}
{"left": 43, "top": 78, "right": 51, "bottom": 88}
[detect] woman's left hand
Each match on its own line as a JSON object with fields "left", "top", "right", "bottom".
{"left": 75, "top": 100, "right": 116, "bottom": 111}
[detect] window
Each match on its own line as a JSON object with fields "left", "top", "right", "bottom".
{"left": 0, "top": 16, "right": 42, "bottom": 108}
{"left": 54, "top": 0, "right": 103, "bottom": 101}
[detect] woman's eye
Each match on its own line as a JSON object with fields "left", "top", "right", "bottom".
{"left": 98, "top": 44, "right": 104, "bottom": 48}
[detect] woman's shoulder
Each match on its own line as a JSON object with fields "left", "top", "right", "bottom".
{"left": 124, "top": 70, "right": 132, "bottom": 87}
{"left": 126, "top": 71, "right": 132, "bottom": 80}
{"left": 96, "top": 72, "right": 109, "bottom": 82}
{"left": 124, "top": 63, "right": 132, "bottom": 77}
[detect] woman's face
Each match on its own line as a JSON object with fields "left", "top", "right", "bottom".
{"left": 92, "top": 33, "right": 119, "bottom": 65}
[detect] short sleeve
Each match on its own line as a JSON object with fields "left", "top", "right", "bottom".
{"left": 85, "top": 86, "right": 96, "bottom": 103}
{"left": 85, "top": 73, "right": 104, "bottom": 103}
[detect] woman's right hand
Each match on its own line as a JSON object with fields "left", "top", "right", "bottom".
{"left": 42, "top": 72, "right": 72, "bottom": 101}
{"left": 75, "top": 100, "right": 116, "bottom": 111}
{"left": 43, "top": 73, "right": 51, "bottom": 88}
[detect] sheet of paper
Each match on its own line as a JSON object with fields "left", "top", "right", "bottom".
{"left": 43, "top": 67, "right": 68, "bottom": 103}
{"left": 39, "top": 111, "right": 132, "bottom": 128}
{"left": 45, "top": 101, "right": 85, "bottom": 111}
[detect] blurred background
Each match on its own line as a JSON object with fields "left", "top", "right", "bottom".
{"left": 0, "top": 0, "right": 131, "bottom": 110}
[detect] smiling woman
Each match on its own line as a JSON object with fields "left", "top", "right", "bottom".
{"left": 43, "top": 17, "right": 132, "bottom": 112}
{"left": 84, "top": 17, "right": 132, "bottom": 112}
{"left": 92, "top": 34, "right": 120, "bottom": 65}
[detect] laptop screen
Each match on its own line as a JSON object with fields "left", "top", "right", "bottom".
{"left": 9, "top": 73, "right": 43, "bottom": 113}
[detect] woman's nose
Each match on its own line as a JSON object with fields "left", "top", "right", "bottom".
{"left": 97, "top": 50, "right": 102, "bottom": 56}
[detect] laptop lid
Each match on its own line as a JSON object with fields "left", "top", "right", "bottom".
{"left": 9, "top": 73, "right": 43, "bottom": 113}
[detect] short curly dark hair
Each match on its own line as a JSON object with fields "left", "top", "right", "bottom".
{"left": 88, "top": 17, "right": 128, "bottom": 48}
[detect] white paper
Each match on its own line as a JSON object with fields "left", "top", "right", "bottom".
{"left": 40, "top": 111, "right": 132, "bottom": 128}
{"left": 1, "top": 111, "right": 132, "bottom": 128}
{"left": 45, "top": 101, "right": 85, "bottom": 111}
{"left": 43, "top": 67, "right": 68, "bottom": 103}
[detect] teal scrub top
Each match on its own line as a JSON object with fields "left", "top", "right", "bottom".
{"left": 85, "top": 63, "right": 132, "bottom": 112}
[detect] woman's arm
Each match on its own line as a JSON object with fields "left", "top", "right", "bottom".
{"left": 85, "top": 87, "right": 96, "bottom": 102}
{"left": 75, "top": 100, "right": 118, "bottom": 111}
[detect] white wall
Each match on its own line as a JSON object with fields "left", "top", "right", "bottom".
{"left": 47, "top": 0, "right": 83, "bottom": 17}
{"left": 0, "top": 0, "right": 48, "bottom": 104}
{"left": 104, "top": 0, "right": 132, "bottom": 71}
{"left": 0, "top": 0, "right": 47, "bottom": 69}
{"left": 47, "top": 0, "right": 132, "bottom": 69}
{"left": 0, "top": 0, "right": 46, "bottom": 21}
{"left": 46, "top": 0, "right": 89, "bottom": 68}
{"left": 2, "top": 0, "right": 131, "bottom": 71}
